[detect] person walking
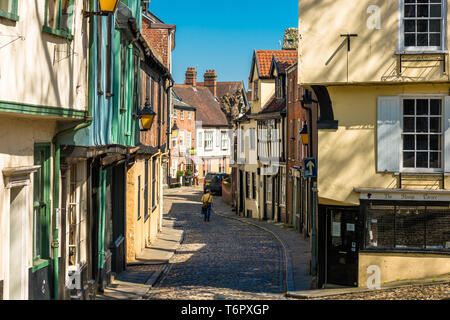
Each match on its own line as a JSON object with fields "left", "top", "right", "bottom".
{"left": 194, "top": 169, "right": 199, "bottom": 186}
{"left": 201, "top": 189, "right": 213, "bottom": 222}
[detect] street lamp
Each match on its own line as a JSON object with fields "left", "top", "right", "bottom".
{"left": 171, "top": 121, "right": 179, "bottom": 137}
{"left": 84, "top": 0, "right": 120, "bottom": 17}
{"left": 300, "top": 122, "right": 309, "bottom": 145}
{"left": 139, "top": 98, "right": 157, "bottom": 131}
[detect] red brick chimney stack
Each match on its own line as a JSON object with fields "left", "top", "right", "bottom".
{"left": 204, "top": 69, "right": 217, "bottom": 97}
{"left": 185, "top": 67, "right": 197, "bottom": 87}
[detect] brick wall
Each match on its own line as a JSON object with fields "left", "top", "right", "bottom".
{"left": 142, "top": 19, "right": 170, "bottom": 69}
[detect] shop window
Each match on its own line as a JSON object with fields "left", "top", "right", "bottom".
{"left": 365, "top": 204, "right": 450, "bottom": 251}
{"left": 152, "top": 159, "right": 156, "bottom": 210}
{"left": 401, "top": 0, "right": 445, "bottom": 51}
{"left": 144, "top": 160, "right": 149, "bottom": 221}
{"left": 0, "top": 0, "right": 18, "bottom": 21}
{"left": 246, "top": 172, "right": 251, "bottom": 199}
{"left": 252, "top": 172, "right": 257, "bottom": 199}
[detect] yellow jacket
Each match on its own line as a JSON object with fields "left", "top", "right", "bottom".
{"left": 201, "top": 193, "right": 213, "bottom": 205}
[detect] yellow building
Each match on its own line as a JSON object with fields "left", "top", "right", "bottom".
{"left": 299, "top": 0, "right": 450, "bottom": 287}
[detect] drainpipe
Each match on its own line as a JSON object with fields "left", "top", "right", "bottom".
{"left": 50, "top": 0, "right": 95, "bottom": 299}
{"left": 301, "top": 93, "right": 318, "bottom": 279}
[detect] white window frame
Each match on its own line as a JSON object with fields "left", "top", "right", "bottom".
{"left": 187, "top": 111, "right": 191, "bottom": 120}
{"left": 221, "top": 131, "right": 228, "bottom": 150}
{"left": 173, "top": 109, "right": 177, "bottom": 119}
{"left": 179, "top": 131, "right": 185, "bottom": 147}
{"left": 398, "top": 0, "right": 448, "bottom": 53}
{"left": 180, "top": 110, "right": 184, "bottom": 120}
{"left": 400, "top": 95, "right": 445, "bottom": 173}
{"left": 204, "top": 131, "right": 213, "bottom": 151}
{"left": 187, "top": 131, "right": 192, "bottom": 149}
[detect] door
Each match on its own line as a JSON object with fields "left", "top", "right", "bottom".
{"left": 239, "top": 170, "right": 244, "bottom": 215}
{"left": 293, "top": 179, "right": 297, "bottom": 229}
{"left": 326, "top": 208, "right": 358, "bottom": 287}
{"left": 111, "top": 164, "right": 126, "bottom": 275}
{"left": 9, "top": 187, "right": 26, "bottom": 300}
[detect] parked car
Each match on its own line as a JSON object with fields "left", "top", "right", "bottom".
{"left": 203, "top": 173, "right": 230, "bottom": 195}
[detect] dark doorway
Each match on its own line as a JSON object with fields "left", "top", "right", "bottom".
{"left": 111, "top": 163, "right": 126, "bottom": 275}
{"left": 326, "top": 207, "right": 359, "bottom": 287}
{"left": 239, "top": 170, "right": 244, "bottom": 215}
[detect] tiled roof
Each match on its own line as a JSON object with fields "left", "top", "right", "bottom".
{"left": 196, "top": 81, "right": 244, "bottom": 99}
{"left": 255, "top": 50, "right": 298, "bottom": 78}
{"left": 274, "top": 51, "right": 298, "bottom": 74}
{"left": 173, "top": 85, "right": 228, "bottom": 127}
{"left": 261, "top": 95, "right": 286, "bottom": 114}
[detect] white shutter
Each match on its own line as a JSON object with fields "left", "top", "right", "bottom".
{"left": 377, "top": 96, "right": 401, "bottom": 172}
{"left": 444, "top": 96, "right": 450, "bottom": 172}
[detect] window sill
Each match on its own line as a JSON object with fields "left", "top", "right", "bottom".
{"left": 0, "top": 10, "right": 19, "bottom": 21}
{"left": 396, "top": 50, "right": 448, "bottom": 55}
{"left": 42, "top": 26, "right": 74, "bottom": 41}
{"left": 32, "top": 259, "right": 50, "bottom": 273}
{"left": 360, "top": 249, "right": 450, "bottom": 255}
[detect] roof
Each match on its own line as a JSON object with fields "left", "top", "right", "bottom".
{"left": 261, "top": 95, "right": 286, "bottom": 114}
{"left": 250, "top": 50, "right": 298, "bottom": 80}
{"left": 271, "top": 50, "right": 298, "bottom": 75}
{"left": 173, "top": 85, "right": 228, "bottom": 127}
{"left": 196, "top": 81, "right": 244, "bottom": 99}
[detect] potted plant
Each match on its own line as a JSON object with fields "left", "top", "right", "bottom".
{"left": 184, "top": 169, "right": 193, "bottom": 186}
{"left": 176, "top": 170, "right": 184, "bottom": 187}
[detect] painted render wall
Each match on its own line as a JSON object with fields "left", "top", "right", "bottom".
{"left": 299, "top": 0, "right": 450, "bottom": 85}
{"left": 0, "top": 116, "right": 57, "bottom": 299}
{"left": 359, "top": 252, "right": 450, "bottom": 286}
{"left": 0, "top": 1, "right": 88, "bottom": 112}
{"left": 317, "top": 84, "right": 450, "bottom": 206}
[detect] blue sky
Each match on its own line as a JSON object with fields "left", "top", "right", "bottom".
{"left": 147, "top": 0, "right": 298, "bottom": 89}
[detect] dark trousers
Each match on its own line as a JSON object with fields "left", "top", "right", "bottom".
{"left": 204, "top": 204, "right": 211, "bottom": 221}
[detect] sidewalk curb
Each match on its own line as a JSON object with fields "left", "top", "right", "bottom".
{"left": 286, "top": 279, "right": 450, "bottom": 299}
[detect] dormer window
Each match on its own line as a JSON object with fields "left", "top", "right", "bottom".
{"left": 400, "top": 0, "right": 446, "bottom": 52}
{"left": 275, "top": 77, "right": 282, "bottom": 99}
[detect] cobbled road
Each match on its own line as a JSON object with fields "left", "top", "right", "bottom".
{"left": 146, "top": 188, "right": 286, "bottom": 300}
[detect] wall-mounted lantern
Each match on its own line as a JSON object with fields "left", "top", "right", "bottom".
{"left": 139, "top": 98, "right": 156, "bottom": 131}
{"left": 84, "top": 0, "right": 120, "bottom": 17}
{"left": 171, "top": 121, "right": 179, "bottom": 137}
{"left": 300, "top": 122, "right": 309, "bottom": 145}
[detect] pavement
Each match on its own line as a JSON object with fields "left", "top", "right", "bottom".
{"left": 96, "top": 217, "right": 184, "bottom": 300}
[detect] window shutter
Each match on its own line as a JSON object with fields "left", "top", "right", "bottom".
{"left": 377, "top": 96, "right": 401, "bottom": 172}
{"left": 444, "top": 96, "right": 450, "bottom": 172}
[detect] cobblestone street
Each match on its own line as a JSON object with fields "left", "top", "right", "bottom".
{"left": 145, "top": 187, "right": 287, "bottom": 300}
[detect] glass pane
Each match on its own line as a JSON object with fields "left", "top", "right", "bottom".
{"left": 0, "top": 0, "right": 12, "bottom": 13}
{"left": 430, "top": 135, "right": 441, "bottom": 150}
{"left": 416, "top": 99, "right": 428, "bottom": 115}
{"left": 417, "top": 20, "right": 428, "bottom": 32}
{"left": 430, "top": 152, "right": 441, "bottom": 168}
{"left": 61, "top": 0, "right": 71, "bottom": 32}
{"left": 34, "top": 207, "right": 41, "bottom": 258}
{"left": 403, "top": 152, "right": 415, "bottom": 167}
{"left": 366, "top": 206, "right": 395, "bottom": 249}
{"left": 430, "top": 117, "right": 441, "bottom": 133}
{"left": 404, "top": 135, "right": 415, "bottom": 150}
{"left": 429, "top": 20, "right": 441, "bottom": 32}
{"left": 46, "top": 0, "right": 59, "bottom": 29}
{"left": 416, "top": 117, "right": 428, "bottom": 132}
{"left": 426, "top": 207, "right": 450, "bottom": 249}
{"left": 417, "top": 135, "right": 428, "bottom": 150}
{"left": 404, "top": 117, "right": 415, "bottom": 132}
{"left": 430, "top": 33, "right": 441, "bottom": 46}
{"left": 430, "top": 99, "right": 442, "bottom": 115}
{"left": 395, "top": 207, "right": 426, "bottom": 249}
{"left": 405, "top": 33, "right": 416, "bottom": 46}
{"left": 417, "top": 33, "right": 428, "bottom": 46}
{"left": 417, "top": 5, "right": 429, "bottom": 17}
{"left": 405, "top": 5, "right": 416, "bottom": 17}
{"left": 430, "top": 4, "right": 442, "bottom": 17}
{"left": 416, "top": 152, "right": 429, "bottom": 167}
{"left": 405, "top": 20, "right": 416, "bottom": 32}
{"left": 404, "top": 99, "right": 415, "bottom": 115}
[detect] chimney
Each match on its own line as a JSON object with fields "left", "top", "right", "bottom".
{"left": 185, "top": 67, "right": 197, "bottom": 87}
{"left": 204, "top": 69, "right": 217, "bottom": 97}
